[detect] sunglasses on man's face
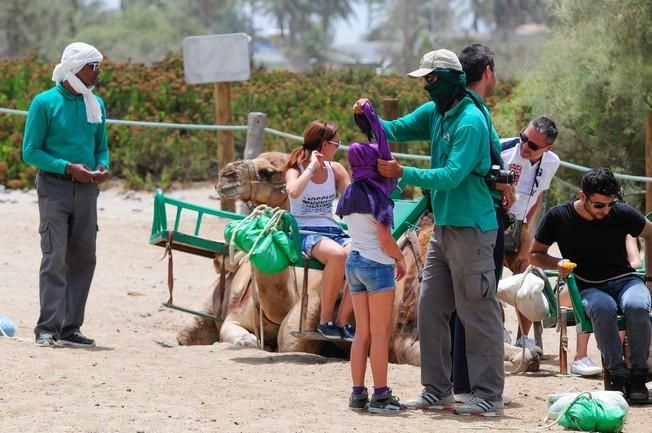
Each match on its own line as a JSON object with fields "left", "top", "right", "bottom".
{"left": 519, "top": 132, "right": 546, "bottom": 151}
{"left": 586, "top": 196, "right": 618, "bottom": 209}
{"left": 86, "top": 62, "right": 101, "bottom": 72}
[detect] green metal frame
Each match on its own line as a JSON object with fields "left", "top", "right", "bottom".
{"left": 149, "top": 189, "right": 245, "bottom": 257}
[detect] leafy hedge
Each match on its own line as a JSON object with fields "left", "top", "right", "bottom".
{"left": 0, "top": 53, "right": 518, "bottom": 189}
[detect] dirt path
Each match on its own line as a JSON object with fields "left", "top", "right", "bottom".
{"left": 1, "top": 183, "right": 648, "bottom": 432}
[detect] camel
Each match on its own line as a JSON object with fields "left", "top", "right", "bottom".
{"left": 176, "top": 251, "right": 315, "bottom": 349}
{"left": 179, "top": 152, "right": 540, "bottom": 372}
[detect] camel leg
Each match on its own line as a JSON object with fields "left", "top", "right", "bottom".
{"left": 278, "top": 298, "right": 324, "bottom": 354}
{"left": 504, "top": 342, "right": 540, "bottom": 373}
{"left": 176, "top": 284, "right": 220, "bottom": 346}
{"left": 220, "top": 319, "right": 258, "bottom": 348}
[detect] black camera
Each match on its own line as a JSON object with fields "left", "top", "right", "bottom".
{"left": 485, "top": 165, "right": 515, "bottom": 190}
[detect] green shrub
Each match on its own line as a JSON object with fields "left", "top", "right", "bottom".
{"left": 0, "top": 54, "right": 518, "bottom": 189}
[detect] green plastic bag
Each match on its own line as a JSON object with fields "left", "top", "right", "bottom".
{"left": 559, "top": 394, "right": 626, "bottom": 433}
{"left": 224, "top": 207, "right": 299, "bottom": 274}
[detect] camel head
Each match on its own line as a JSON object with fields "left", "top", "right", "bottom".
{"left": 216, "top": 151, "right": 290, "bottom": 209}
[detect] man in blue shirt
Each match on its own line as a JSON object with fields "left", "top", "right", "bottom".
{"left": 22, "top": 42, "right": 110, "bottom": 348}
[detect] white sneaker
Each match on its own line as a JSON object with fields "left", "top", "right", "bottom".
{"left": 454, "top": 392, "right": 473, "bottom": 403}
{"left": 514, "top": 336, "right": 543, "bottom": 356}
{"left": 456, "top": 392, "right": 512, "bottom": 405}
{"left": 404, "top": 388, "right": 456, "bottom": 410}
{"left": 571, "top": 357, "right": 602, "bottom": 377}
{"left": 454, "top": 396, "right": 504, "bottom": 417}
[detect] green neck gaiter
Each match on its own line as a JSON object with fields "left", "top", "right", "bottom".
{"left": 424, "top": 69, "right": 467, "bottom": 115}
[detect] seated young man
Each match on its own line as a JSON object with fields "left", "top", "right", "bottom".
{"left": 529, "top": 168, "right": 652, "bottom": 402}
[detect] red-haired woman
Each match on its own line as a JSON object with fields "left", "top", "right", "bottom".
{"left": 284, "top": 120, "right": 354, "bottom": 340}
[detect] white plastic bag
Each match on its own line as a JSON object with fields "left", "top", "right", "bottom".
{"left": 546, "top": 391, "right": 629, "bottom": 421}
{"left": 496, "top": 272, "right": 525, "bottom": 305}
{"left": 497, "top": 271, "right": 549, "bottom": 322}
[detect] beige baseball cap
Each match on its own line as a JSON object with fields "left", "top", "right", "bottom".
{"left": 407, "top": 49, "right": 462, "bottom": 78}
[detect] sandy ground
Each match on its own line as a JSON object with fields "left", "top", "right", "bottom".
{"left": 1, "top": 182, "right": 650, "bottom": 433}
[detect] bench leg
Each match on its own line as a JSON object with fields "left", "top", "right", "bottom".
{"left": 559, "top": 310, "right": 568, "bottom": 375}
{"left": 299, "top": 258, "right": 309, "bottom": 333}
{"left": 533, "top": 321, "right": 544, "bottom": 354}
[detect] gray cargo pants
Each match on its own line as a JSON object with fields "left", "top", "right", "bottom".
{"left": 419, "top": 225, "right": 504, "bottom": 400}
{"left": 34, "top": 173, "right": 98, "bottom": 339}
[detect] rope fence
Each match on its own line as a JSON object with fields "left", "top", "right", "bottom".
{"left": 1, "top": 106, "right": 648, "bottom": 178}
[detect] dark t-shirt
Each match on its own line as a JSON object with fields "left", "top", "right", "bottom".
{"left": 535, "top": 201, "right": 645, "bottom": 286}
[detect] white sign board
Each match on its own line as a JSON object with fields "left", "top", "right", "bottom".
{"left": 183, "top": 33, "right": 251, "bottom": 84}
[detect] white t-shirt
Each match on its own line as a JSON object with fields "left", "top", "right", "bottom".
{"left": 501, "top": 137, "right": 560, "bottom": 222}
{"left": 288, "top": 162, "right": 338, "bottom": 227}
{"left": 341, "top": 213, "right": 394, "bottom": 265}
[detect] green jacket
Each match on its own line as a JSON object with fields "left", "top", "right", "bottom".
{"left": 382, "top": 99, "right": 497, "bottom": 231}
{"left": 23, "top": 83, "right": 109, "bottom": 174}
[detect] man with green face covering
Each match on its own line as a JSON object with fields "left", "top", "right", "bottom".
{"left": 353, "top": 48, "right": 504, "bottom": 416}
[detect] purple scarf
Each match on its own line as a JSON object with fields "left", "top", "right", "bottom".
{"left": 336, "top": 102, "right": 396, "bottom": 227}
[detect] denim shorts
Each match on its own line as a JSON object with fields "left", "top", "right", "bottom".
{"left": 300, "top": 225, "right": 351, "bottom": 256}
{"left": 345, "top": 251, "right": 396, "bottom": 294}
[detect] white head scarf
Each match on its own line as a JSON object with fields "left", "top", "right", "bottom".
{"left": 52, "top": 42, "right": 104, "bottom": 123}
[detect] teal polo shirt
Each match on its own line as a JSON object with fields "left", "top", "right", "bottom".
{"left": 22, "top": 83, "right": 109, "bottom": 174}
{"left": 381, "top": 99, "right": 497, "bottom": 231}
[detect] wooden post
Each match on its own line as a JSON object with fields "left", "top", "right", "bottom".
{"left": 214, "top": 82, "right": 235, "bottom": 212}
{"left": 237, "top": 112, "right": 267, "bottom": 215}
{"left": 645, "top": 111, "right": 652, "bottom": 214}
{"left": 382, "top": 98, "right": 401, "bottom": 153}
{"left": 244, "top": 112, "right": 266, "bottom": 159}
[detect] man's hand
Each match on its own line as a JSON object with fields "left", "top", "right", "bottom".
{"left": 65, "top": 163, "right": 95, "bottom": 183}
{"left": 495, "top": 183, "right": 515, "bottom": 209}
{"left": 377, "top": 158, "right": 403, "bottom": 179}
{"left": 92, "top": 165, "right": 110, "bottom": 184}
{"left": 353, "top": 98, "right": 370, "bottom": 114}
{"left": 557, "top": 259, "right": 577, "bottom": 279}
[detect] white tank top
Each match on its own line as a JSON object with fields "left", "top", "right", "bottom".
{"left": 289, "top": 162, "right": 339, "bottom": 227}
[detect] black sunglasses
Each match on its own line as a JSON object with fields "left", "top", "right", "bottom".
{"left": 586, "top": 196, "right": 618, "bottom": 209}
{"left": 519, "top": 131, "right": 546, "bottom": 151}
{"left": 86, "top": 62, "right": 101, "bottom": 72}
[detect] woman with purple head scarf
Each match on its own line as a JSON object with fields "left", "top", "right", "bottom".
{"left": 335, "top": 102, "right": 407, "bottom": 414}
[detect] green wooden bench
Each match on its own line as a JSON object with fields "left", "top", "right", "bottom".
{"left": 150, "top": 189, "right": 245, "bottom": 320}
{"left": 523, "top": 268, "right": 578, "bottom": 374}
{"left": 150, "top": 188, "right": 428, "bottom": 331}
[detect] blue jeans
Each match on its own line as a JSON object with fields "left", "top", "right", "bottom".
{"left": 580, "top": 275, "right": 651, "bottom": 376}
{"left": 345, "top": 251, "right": 395, "bottom": 294}
{"left": 299, "top": 225, "right": 351, "bottom": 256}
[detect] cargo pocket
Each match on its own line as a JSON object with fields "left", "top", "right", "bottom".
{"left": 463, "top": 258, "right": 496, "bottom": 301}
{"left": 39, "top": 221, "right": 52, "bottom": 254}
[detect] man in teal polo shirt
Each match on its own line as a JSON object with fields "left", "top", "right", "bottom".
{"left": 354, "top": 48, "right": 504, "bottom": 416}
{"left": 22, "top": 42, "right": 110, "bottom": 348}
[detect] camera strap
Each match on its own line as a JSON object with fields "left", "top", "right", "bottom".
{"left": 519, "top": 157, "right": 543, "bottom": 224}
{"left": 463, "top": 90, "right": 504, "bottom": 176}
